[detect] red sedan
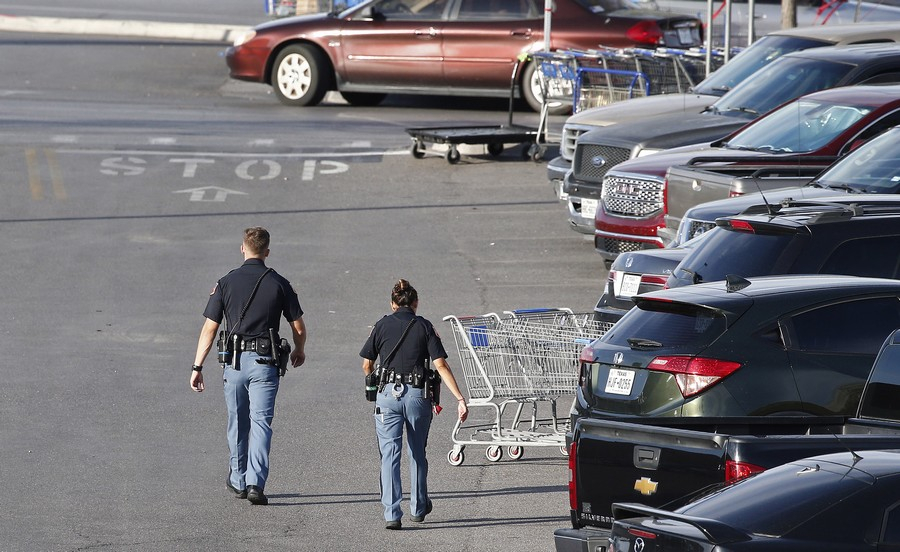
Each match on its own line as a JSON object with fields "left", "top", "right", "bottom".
{"left": 225, "top": 0, "right": 702, "bottom": 111}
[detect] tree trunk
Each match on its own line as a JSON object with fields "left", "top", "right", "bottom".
{"left": 781, "top": 0, "right": 798, "bottom": 29}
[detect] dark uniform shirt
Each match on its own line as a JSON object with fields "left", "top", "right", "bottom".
{"left": 204, "top": 258, "right": 303, "bottom": 339}
{"left": 360, "top": 306, "right": 447, "bottom": 374}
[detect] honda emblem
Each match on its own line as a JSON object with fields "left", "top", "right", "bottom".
{"left": 613, "top": 352, "right": 624, "bottom": 364}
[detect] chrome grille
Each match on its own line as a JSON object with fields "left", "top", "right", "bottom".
{"left": 573, "top": 144, "right": 631, "bottom": 184}
{"left": 601, "top": 175, "right": 664, "bottom": 217}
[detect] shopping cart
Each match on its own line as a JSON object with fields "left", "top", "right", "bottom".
{"left": 264, "top": 0, "right": 296, "bottom": 17}
{"left": 442, "top": 308, "right": 607, "bottom": 465}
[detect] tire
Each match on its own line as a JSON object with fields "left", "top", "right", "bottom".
{"left": 521, "top": 61, "right": 571, "bottom": 116}
{"left": 485, "top": 445, "right": 503, "bottom": 462}
{"left": 446, "top": 147, "right": 461, "bottom": 164}
{"left": 448, "top": 449, "right": 465, "bottom": 466}
{"left": 271, "top": 44, "right": 330, "bottom": 107}
{"left": 410, "top": 141, "right": 426, "bottom": 159}
{"left": 507, "top": 446, "right": 524, "bottom": 460}
{"left": 487, "top": 142, "right": 504, "bottom": 157}
{"left": 340, "top": 92, "right": 386, "bottom": 107}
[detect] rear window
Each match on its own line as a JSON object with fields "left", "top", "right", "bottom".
{"left": 601, "top": 299, "right": 728, "bottom": 349}
{"left": 672, "top": 227, "right": 799, "bottom": 285}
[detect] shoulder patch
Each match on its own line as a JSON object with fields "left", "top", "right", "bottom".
{"left": 209, "top": 282, "right": 218, "bottom": 296}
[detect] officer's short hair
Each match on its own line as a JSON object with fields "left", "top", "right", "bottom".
{"left": 392, "top": 279, "right": 418, "bottom": 307}
{"left": 244, "top": 227, "right": 270, "bottom": 255}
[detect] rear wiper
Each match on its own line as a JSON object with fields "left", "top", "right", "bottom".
{"left": 627, "top": 337, "right": 663, "bottom": 349}
{"left": 679, "top": 266, "right": 703, "bottom": 284}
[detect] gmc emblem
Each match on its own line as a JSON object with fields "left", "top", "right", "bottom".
{"left": 613, "top": 182, "right": 638, "bottom": 195}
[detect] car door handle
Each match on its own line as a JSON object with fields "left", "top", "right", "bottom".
{"left": 510, "top": 28, "right": 532, "bottom": 39}
{"left": 415, "top": 27, "right": 438, "bottom": 39}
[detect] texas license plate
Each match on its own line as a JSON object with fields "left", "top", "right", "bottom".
{"left": 605, "top": 368, "right": 635, "bottom": 395}
{"left": 581, "top": 198, "right": 598, "bottom": 219}
{"left": 619, "top": 274, "right": 641, "bottom": 297}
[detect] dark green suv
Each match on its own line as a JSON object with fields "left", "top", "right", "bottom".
{"left": 576, "top": 274, "right": 900, "bottom": 418}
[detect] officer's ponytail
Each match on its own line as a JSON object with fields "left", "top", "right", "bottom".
{"left": 392, "top": 279, "right": 418, "bottom": 307}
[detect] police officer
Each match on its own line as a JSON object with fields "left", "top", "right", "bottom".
{"left": 190, "top": 227, "right": 307, "bottom": 506}
{"left": 360, "top": 279, "right": 468, "bottom": 530}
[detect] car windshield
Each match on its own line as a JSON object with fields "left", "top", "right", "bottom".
{"left": 693, "top": 35, "right": 831, "bottom": 97}
{"left": 672, "top": 227, "right": 796, "bottom": 285}
{"left": 707, "top": 56, "right": 853, "bottom": 120}
{"left": 680, "top": 460, "right": 871, "bottom": 537}
{"left": 575, "top": 0, "right": 645, "bottom": 13}
{"left": 815, "top": 127, "right": 900, "bottom": 193}
{"left": 723, "top": 98, "right": 872, "bottom": 153}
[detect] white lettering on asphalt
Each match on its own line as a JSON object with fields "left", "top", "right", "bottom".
{"left": 236, "top": 159, "right": 281, "bottom": 180}
{"left": 302, "top": 160, "right": 349, "bottom": 181}
{"left": 170, "top": 158, "right": 216, "bottom": 178}
{"left": 100, "top": 156, "right": 146, "bottom": 176}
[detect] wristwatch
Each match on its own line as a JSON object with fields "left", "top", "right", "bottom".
{"left": 192, "top": 364, "right": 203, "bottom": 373}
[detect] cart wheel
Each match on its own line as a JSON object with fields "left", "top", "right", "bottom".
{"left": 485, "top": 445, "right": 503, "bottom": 462}
{"left": 507, "top": 446, "right": 524, "bottom": 460}
{"left": 528, "top": 143, "right": 545, "bottom": 162}
{"left": 410, "top": 141, "right": 425, "bottom": 159}
{"left": 487, "top": 142, "right": 504, "bottom": 157}
{"left": 448, "top": 449, "right": 465, "bottom": 466}
{"left": 446, "top": 147, "right": 461, "bottom": 164}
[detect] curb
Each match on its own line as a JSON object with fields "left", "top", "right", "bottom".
{"left": 0, "top": 15, "right": 251, "bottom": 43}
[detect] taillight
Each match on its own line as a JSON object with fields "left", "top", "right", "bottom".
{"left": 579, "top": 346, "right": 594, "bottom": 387}
{"left": 729, "top": 190, "right": 744, "bottom": 198}
{"left": 725, "top": 459, "right": 766, "bottom": 482}
{"left": 648, "top": 356, "right": 741, "bottom": 397}
{"left": 640, "top": 274, "right": 668, "bottom": 288}
{"left": 568, "top": 441, "right": 578, "bottom": 511}
{"left": 728, "top": 219, "right": 756, "bottom": 233}
{"left": 626, "top": 20, "right": 663, "bottom": 45}
{"left": 628, "top": 528, "right": 658, "bottom": 539}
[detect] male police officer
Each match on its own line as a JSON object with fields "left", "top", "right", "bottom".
{"left": 190, "top": 227, "right": 307, "bottom": 506}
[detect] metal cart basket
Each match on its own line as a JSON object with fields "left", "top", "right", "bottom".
{"left": 442, "top": 308, "right": 607, "bottom": 465}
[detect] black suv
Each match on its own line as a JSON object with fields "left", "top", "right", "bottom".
{"left": 668, "top": 196, "right": 900, "bottom": 288}
{"left": 576, "top": 275, "right": 900, "bottom": 419}
{"left": 593, "top": 196, "right": 900, "bottom": 328}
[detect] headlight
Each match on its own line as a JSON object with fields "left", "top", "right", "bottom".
{"left": 233, "top": 30, "right": 257, "bottom": 48}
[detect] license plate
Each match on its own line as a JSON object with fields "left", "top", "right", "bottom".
{"left": 619, "top": 274, "right": 641, "bottom": 298}
{"left": 581, "top": 198, "right": 598, "bottom": 219}
{"left": 605, "top": 368, "right": 635, "bottom": 395}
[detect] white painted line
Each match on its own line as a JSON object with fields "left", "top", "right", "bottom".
{"left": 0, "top": 15, "right": 250, "bottom": 43}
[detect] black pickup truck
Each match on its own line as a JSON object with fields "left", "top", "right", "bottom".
{"left": 554, "top": 328, "right": 900, "bottom": 552}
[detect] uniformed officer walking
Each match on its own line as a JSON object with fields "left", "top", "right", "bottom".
{"left": 360, "top": 279, "right": 468, "bottom": 529}
{"left": 190, "top": 227, "right": 307, "bottom": 506}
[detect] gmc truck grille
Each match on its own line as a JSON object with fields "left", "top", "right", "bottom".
{"left": 601, "top": 176, "right": 664, "bottom": 217}
{"left": 573, "top": 145, "right": 631, "bottom": 184}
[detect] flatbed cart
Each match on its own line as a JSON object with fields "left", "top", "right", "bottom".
{"left": 442, "top": 309, "right": 606, "bottom": 465}
{"left": 406, "top": 59, "right": 540, "bottom": 164}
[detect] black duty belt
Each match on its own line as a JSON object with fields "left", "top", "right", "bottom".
{"left": 239, "top": 337, "right": 271, "bottom": 355}
{"left": 385, "top": 371, "right": 424, "bottom": 388}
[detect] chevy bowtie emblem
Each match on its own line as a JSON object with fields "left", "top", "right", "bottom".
{"left": 634, "top": 537, "right": 645, "bottom": 552}
{"left": 634, "top": 477, "right": 658, "bottom": 496}
{"left": 591, "top": 155, "right": 606, "bottom": 167}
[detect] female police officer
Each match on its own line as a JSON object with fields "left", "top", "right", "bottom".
{"left": 360, "top": 279, "right": 468, "bottom": 530}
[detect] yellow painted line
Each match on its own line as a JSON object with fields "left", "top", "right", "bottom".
{"left": 25, "top": 148, "right": 44, "bottom": 201}
{"left": 44, "top": 149, "right": 67, "bottom": 200}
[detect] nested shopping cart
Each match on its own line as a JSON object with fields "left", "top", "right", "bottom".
{"left": 442, "top": 308, "right": 607, "bottom": 465}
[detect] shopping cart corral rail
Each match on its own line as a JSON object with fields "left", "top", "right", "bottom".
{"left": 441, "top": 309, "right": 607, "bottom": 466}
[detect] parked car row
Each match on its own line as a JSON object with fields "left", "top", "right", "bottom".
{"left": 225, "top": 0, "right": 703, "bottom": 112}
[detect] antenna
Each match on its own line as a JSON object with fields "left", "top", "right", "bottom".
{"left": 829, "top": 430, "right": 863, "bottom": 465}
{"left": 749, "top": 174, "right": 776, "bottom": 216}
